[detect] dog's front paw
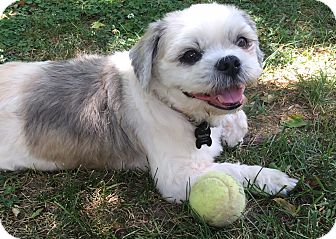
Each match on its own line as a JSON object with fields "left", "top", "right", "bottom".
{"left": 218, "top": 110, "right": 248, "bottom": 147}
{"left": 249, "top": 168, "right": 298, "bottom": 195}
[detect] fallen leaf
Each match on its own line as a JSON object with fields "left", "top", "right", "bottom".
{"left": 91, "top": 21, "right": 105, "bottom": 29}
{"left": 12, "top": 207, "right": 20, "bottom": 218}
{"left": 18, "top": 0, "right": 25, "bottom": 7}
{"left": 112, "top": 28, "right": 120, "bottom": 35}
{"left": 31, "top": 208, "right": 43, "bottom": 219}
{"left": 261, "top": 93, "right": 275, "bottom": 103}
{"left": 273, "top": 198, "right": 299, "bottom": 215}
{"left": 282, "top": 114, "right": 308, "bottom": 128}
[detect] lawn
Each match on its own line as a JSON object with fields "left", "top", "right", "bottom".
{"left": 0, "top": 0, "right": 335, "bottom": 238}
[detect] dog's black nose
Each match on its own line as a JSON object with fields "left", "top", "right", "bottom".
{"left": 215, "top": 55, "right": 241, "bottom": 76}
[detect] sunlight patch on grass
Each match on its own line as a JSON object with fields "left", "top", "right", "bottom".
{"left": 262, "top": 46, "right": 336, "bottom": 85}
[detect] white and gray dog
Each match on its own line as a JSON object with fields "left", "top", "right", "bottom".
{"left": 0, "top": 3, "right": 297, "bottom": 202}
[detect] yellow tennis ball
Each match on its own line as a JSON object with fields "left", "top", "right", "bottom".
{"left": 189, "top": 171, "right": 246, "bottom": 227}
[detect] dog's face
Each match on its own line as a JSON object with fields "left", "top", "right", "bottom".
{"left": 130, "top": 3, "right": 263, "bottom": 120}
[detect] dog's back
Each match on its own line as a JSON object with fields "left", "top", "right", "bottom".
{"left": 0, "top": 57, "right": 146, "bottom": 170}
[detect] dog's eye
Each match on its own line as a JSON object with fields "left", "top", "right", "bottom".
{"left": 179, "top": 49, "right": 202, "bottom": 65}
{"left": 236, "top": 37, "right": 249, "bottom": 48}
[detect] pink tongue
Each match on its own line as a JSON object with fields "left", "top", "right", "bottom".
{"left": 216, "top": 88, "right": 243, "bottom": 104}
{"left": 193, "top": 87, "right": 244, "bottom": 105}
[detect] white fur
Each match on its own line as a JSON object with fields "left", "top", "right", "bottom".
{"left": 317, "top": 0, "right": 336, "bottom": 19}
{"left": 0, "top": 4, "right": 298, "bottom": 203}
{"left": 110, "top": 51, "right": 296, "bottom": 201}
{"left": 0, "top": 221, "right": 18, "bottom": 239}
{"left": 0, "top": 63, "right": 61, "bottom": 171}
{"left": 0, "top": 0, "right": 18, "bottom": 16}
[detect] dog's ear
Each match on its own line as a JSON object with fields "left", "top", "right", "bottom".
{"left": 240, "top": 11, "right": 264, "bottom": 67}
{"left": 129, "top": 21, "right": 165, "bottom": 91}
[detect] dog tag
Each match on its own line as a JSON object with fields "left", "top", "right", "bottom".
{"left": 194, "top": 121, "right": 212, "bottom": 149}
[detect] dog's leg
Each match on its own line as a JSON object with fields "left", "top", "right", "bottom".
{"left": 147, "top": 152, "right": 297, "bottom": 202}
{"left": 212, "top": 110, "right": 248, "bottom": 147}
{"left": 137, "top": 118, "right": 223, "bottom": 202}
{"left": 211, "top": 111, "right": 297, "bottom": 194}
{"left": 208, "top": 163, "right": 298, "bottom": 195}
{"left": 142, "top": 124, "right": 296, "bottom": 202}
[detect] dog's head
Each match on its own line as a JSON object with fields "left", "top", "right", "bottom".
{"left": 130, "top": 3, "right": 263, "bottom": 120}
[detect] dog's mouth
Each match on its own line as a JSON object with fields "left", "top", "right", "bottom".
{"left": 183, "top": 85, "right": 245, "bottom": 110}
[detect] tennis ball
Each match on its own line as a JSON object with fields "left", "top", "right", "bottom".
{"left": 189, "top": 171, "right": 246, "bottom": 227}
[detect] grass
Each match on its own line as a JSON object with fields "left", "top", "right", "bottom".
{"left": 0, "top": 0, "right": 335, "bottom": 238}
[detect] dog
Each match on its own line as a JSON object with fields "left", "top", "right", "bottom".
{"left": 0, "top": 3, "right": 297, "bottom": 202}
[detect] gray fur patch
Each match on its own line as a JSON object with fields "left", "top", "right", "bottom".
{"left": 22, "top": 56, "right": 146, "bottom": 169}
